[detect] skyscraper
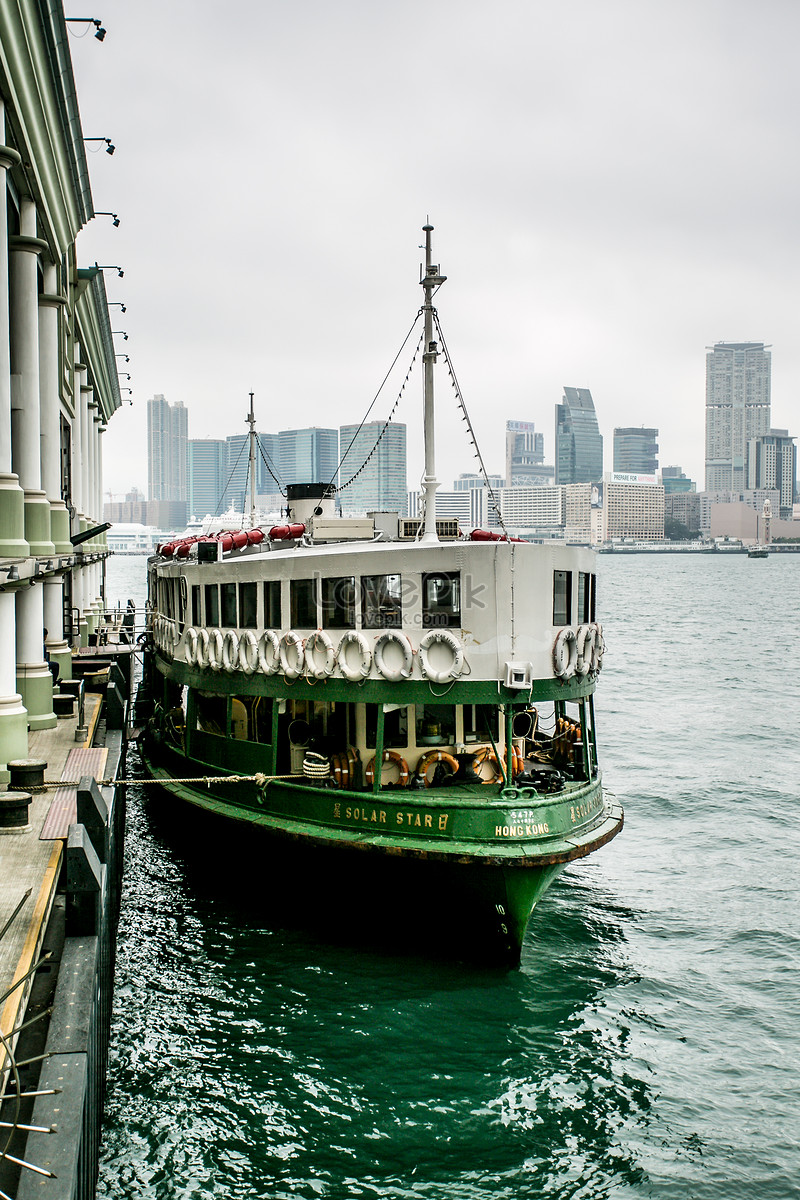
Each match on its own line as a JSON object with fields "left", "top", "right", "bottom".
{"left": 147, "top": 395, "right": 188, "bottom": 503}
{"left": 613, "top": 427, "right": 658, "bottom": 475}
{"left": 278, "top": 427, "right": 338, "bottom": 487}
{"left": 555, "top": 388, "right": 603, "bottom": 485}
{"left": 705, "top": 342, "right": 771, "bottom": 491}
{"left": 746, "top": 429, "right": 796, "bottom": 518}
{"left": 505, "top": 420, "right": 554, "bottom": 486}
{"left": 188, "top": 439, "right": 227, "bottom": 520}
{"left": 338, "top": 422, "right": 406, "bottom": 515}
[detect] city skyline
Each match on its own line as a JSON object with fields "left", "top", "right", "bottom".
{"left": 65, "top": 2, "right": 800, "bottom": 503}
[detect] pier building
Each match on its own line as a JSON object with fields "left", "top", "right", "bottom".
{"left": 0, "top": 1, "right": 122, "bottom": 769}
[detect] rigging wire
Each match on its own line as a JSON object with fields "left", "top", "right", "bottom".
{"left": 338, "top": 329, "right": 424, "bottom": 492}
{"left": 327, "top": 310, "right": 424, "bottom": 494}
{"left": 433, "top": 310, "right": 509, "bottom": 538}
{"left": 212, "top": 438, "right": 248, "bottom": 519}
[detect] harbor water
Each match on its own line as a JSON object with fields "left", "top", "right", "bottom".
{"left": 99, "top": 554, "right": 799, "bottom": 1199}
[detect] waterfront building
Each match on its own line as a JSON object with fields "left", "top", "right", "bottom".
{"left": 339, "top": 422, "right": 406, "bottom": 515}
{"left": 705, "top": 342, "right": 771, "bottom": 492}
{"left": 661, "top": 466, "right": 696, "bottom": 495}
{"left": 104, "top": 486, "right": 148, "bottom": 524}
{"left": 501, "top": 486, "right": 564, "bottom": 532}
{"left": 0, "top": 1, "right": 122, "bottom": 765}
{"left": 603, "top": 474, "right": 665, "bottom": 541}
{"left": 453, "top": 472, "right": 505, "bottom": 492}
{"left": 279, "top": 426, "right": 338, "bottom": 488}
{"left": 613, "top": 427, "right": 658, "bottom": 475}
{"left": 555, "top": 388, "right": 603, "bottom": 485}
{"left": 665, "top": 491, "right": 703, "bottom": 534}
{"left": 188, "top": 438, "right": 227, "bottom": 520}
{"left": 746, "top": 429, "right": 796, "bottom": 519}
{"left": 564, "top": 483, "right": 594, "bottom": 544}
{"left": 148, "top": 395, "right": 188, "bottom": 514}
{"left": 408, "top": 489, "right": 471, "bottom": 528}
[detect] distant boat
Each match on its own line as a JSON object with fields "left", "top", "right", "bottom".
{"left": 748, "top": 546, "right": 769, "bottom": 559}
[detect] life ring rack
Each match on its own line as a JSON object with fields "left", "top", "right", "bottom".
{"left": 206, "top": 629, "right": 224, "bottom": 672}
{"left": 418, "top": 629, "right": 464, "bottom": 684}
{"left": 221, "top": 629, "right": 240, "bottom": 673}
{"left": 305, "top": 630, "right": 336, "bottom": 680}
{"left": 373, "top": 631, "right": 414, "bottom": 682}
{"left": 552, "top": 628, "right": 578, "bottom": 680}
{"left": 336, "top": 630, "right": 373, "bottom": 681}
{"left": 279, "top": 631, "right": 305, "bottom": 679}
{"left": 416, "top": 749, "right": 459, "bottom": 787}
{"left": 184, "top": 626, "right": 199, "bottom": 665}
{"left": 257, "top": 630, "right": 281, "bottom": 675}
{"left": 365, "top": 750, "right": 410, "bottom": 787}
{"left": 238, "top": 629, "right": 259, "bottom": 674}
{"left": 473, "top": 745, "right": 524, "bottom": 783}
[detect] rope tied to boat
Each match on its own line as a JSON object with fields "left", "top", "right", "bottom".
{"left": 19, "top": 773, "right": 298, "bottom": 791}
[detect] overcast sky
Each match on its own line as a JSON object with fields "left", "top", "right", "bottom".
{"left": 70, "top": 0, "right": 800, "bottom": 502}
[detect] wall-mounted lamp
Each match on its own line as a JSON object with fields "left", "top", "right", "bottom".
{"left": 116, "top": 354, "right": 129, "bottom": 362}
{"left": 95, "top": 210, "right": 120, "bottom": 226}
{"left": 66, "top": 17, "right": 106, "bottom": 40}
{"left": 118, "top": 372, "right": 131, "bottom": 380}
{"left": 121, "top": 387, "right": 133, "bottom": 396}
{"left": 113, "top": 330, "right": 128, "bottom": 341}
{"left": 84, "top": 137, "right": 115, "bottom": 155}
{"left": 95, "top": 262, "right": 123, "bottom": 278}
{"left": 109, "top": 302, "right": 126, "bottom": 312}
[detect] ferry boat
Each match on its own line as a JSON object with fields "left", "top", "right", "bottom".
{"left": 138, "top": 226, "right": 623, "bottom": 964}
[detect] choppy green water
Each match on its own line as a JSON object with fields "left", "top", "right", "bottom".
{"left": 99, "top": 554, "right": 800, "bottom": 1198}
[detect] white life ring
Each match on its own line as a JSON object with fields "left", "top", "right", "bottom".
{"left": 257, "top": 629, "right": 281, "bottom": 676}
{"left": 221, "top": 629, "right": 240, "bottom": 672}
{"left": 279, "top": 631, "right": 305, "bottom": 679}
{"left": 196, "top": 627, "right": 210, "bottom": 669}
{"left": 238, "top": 630, "right": 259, "bottom": 674}
{"left": 305, "top": 630, "right": 335, "bottom": 679}
{"left": 171, "top": 619, "right": 181, "bottom": 646}
{"left": 185, "top": 626, "right": 199, "bottom": 665}
{"left": 418, "top": 629, "right": 464, "bottom": 684}
{"left": 592, "top": 623, "right": 605, "bottom": 673}
{"left": 575, "top": 624, "right": 596, "bottom": 677}
{"left": 207, "top": 629, "right": 224, "bottom": 673}
{"left": 336, "top": 630, "right": 372, "bottom": 681}
{"left": 553, "top": 628, "right": 578, "bottom": 680}
{"left": 374, "top": 631, "right": 414, "bottom": 682}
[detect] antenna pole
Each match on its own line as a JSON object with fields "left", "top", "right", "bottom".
{"left": 419, "top": 223, "right": 446, "bottom": 543}
{"left": 247, "top": 391, "right": 257, "bottom": 529}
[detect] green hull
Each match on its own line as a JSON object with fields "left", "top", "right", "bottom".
{"left": 140, "top": 734, "right": 622, "bottom": 965}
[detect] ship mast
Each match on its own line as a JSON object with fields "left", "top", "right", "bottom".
{"left": 246, "top": 391, "right": 257, "bottom": 529}
{"left": 419, "top": 223, "right": 446, "bottom": 543}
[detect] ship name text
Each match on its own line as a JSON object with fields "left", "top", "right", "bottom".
{"left": 333, "top": 802, "right": 449, "bottom": 831}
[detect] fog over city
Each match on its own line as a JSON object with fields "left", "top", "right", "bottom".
{"left": 69, "top": 0, "right": 800, "bottom": 497}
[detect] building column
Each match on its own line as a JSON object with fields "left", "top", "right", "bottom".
{"left": 39, "top": 260, "right": 70, "bottom": 554}
{"left": 16, "top": 582, "right": 55, "bottom": 729}
{"left": 0, "top": 589, "right": 28, "bottom": 768}
{"left": 44, "top": 575, "right": 71, "bottom": 682}
{"left": 0, "top": 105, "right": 28, "bottom": 560}
{"left": 10, "top": 197, "right": 54, "bottom": 557}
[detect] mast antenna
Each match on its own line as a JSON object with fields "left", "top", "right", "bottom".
{"left": 419, "top": 223, "right": 446, "bottom": 543}
{"left": 247, "top": 391, "right": 257, "bottom": 529}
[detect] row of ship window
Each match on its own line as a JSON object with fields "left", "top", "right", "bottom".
{"left": 155, "top": 568, "right": 596, "bottom": 631}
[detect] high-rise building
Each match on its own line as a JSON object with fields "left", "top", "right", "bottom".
{"left": 279, "top": 427, "right": 338, "bottom": 487}
{"left": 660, "top": 466, "right": 696, "bottom": 495}
{"left": 705, "top": 342, "right": 771, "bottom": 491}
{"left": 505, "top": 420, "right": 553, "bottom": 486}
{"left": 188, "top": 439, "right": 227, "bottom": 520}
{"left": 147, "top": 395, "right": 188, "bottom": 508}
{"left": 613, "top": 427, "right": 658, "bottom": 475}
{"left": 603, "top": 475, "right": 665, "bottom": 541}
{"left": 746, "top": 428, "right": 796, "bottom": 518}
{"left": 223, "top": 432, "right": 282, "bottom": 512}
{"left": 338, "top": 422, "right": 406, "bottom": 515}
{"left": 555, "top": 388, "right": 603, "bottom": 485}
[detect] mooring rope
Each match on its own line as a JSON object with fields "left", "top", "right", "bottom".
{"left": 22, "top": 773, "right": 298, "bottom": 792}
